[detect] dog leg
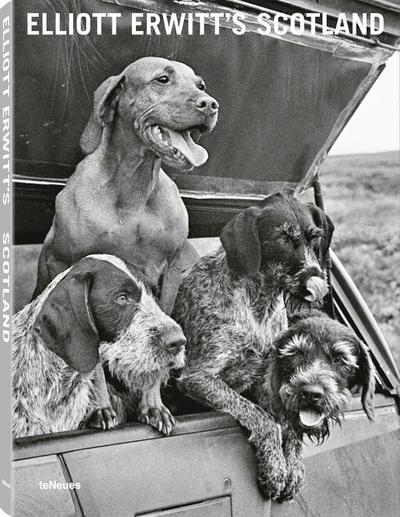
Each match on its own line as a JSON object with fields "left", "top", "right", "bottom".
{"left": 160, "top": 242, "right": 200, "bottom": 315}
{"left": 32, "top": 236, "right": 69, "bottom": 300}
{"left": 159, "top": 265, "right": 181, "bottom": 316}
{"left": 277, "top": 427, "right": 304, "bottom": 502}
{"left": 138, "top": 377, "right": 176, "bottom": 435}
{"left": 251, "top": 383, "right": 305, "bottom": 502}
{"left": 179, "top": 373, "right": 287, "bottom": 500}
{"left": 81, "top": 364, "right": 117, "bottom": 430}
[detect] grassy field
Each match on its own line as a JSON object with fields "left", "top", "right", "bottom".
{"left": 317, "top": 151, "right": 399, "bottom": 368}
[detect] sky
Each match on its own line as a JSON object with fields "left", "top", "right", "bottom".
{"left": 330, "top": 53, "right": 399, "bottom": 156}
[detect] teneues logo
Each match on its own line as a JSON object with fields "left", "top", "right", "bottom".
{"left": 39, "top": 480, "right": 81, "bottom": 490}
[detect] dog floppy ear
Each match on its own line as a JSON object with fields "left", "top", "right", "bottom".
{"left": 307, "top": 203, "right": 335, "bottom": 266}
{"left": 353, "top": 339, "right": 376, "bottom": 420}
{"left": 80, "top": 73, "right": 126, "bottom": 154}
{"left": 34, "top": 272, "right": 99, "bottom": 373}
{"left": 359, "top": 340, "right": 376, "bottom": 420}
{"left": 220, "top": 206, "right": 262, "bottom": 277}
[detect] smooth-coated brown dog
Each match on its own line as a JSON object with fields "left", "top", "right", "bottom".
{"left": 32, "top": 57, "right": 218, "bottom": 432}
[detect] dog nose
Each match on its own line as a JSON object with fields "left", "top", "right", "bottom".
{"left": 301, "top": 384, "right": 324, "bottom": 402}
{"left": 162, "top": 326, "right": 187, "bottom": 356}
{"left": 195, "top": 96, "right": 219, "bottom": 116}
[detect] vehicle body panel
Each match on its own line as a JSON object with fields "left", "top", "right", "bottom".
{"left": 13, "top": 398, "right": 400, "bottom": 517}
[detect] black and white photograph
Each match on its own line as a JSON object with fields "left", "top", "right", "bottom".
{"left": 1, "top": 0, "right": 399, "bottom": 516}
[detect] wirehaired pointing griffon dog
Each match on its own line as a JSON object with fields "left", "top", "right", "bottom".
{"left": 12, "top": 255, "right": 186, "bottom": 438}
{"left": 269, "top": 314, "right": 375, "bottom": 436}
{"left": 172, "top": 193, "right": 335, "bottom": 500}
{"left": 31, "top": 57, "right": 218, "bottom": 432}
{"left": 255, "top": 313, "right": 376, "bottom": 501}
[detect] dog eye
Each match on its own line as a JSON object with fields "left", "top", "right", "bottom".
{"left": 332, "top": 354, "right": 343, "bottom": 365}
{"left": 198, "top": 83, "right": 206, "bottom": 91}
{"left": 115, "top": 294, "right": 132, "bottom": 305}
{"left": 156, "top": 75, "right": 169, "bottom": 84}
{"left": 279, "top": 234, "right": 291, "bottom": 244}
{"left": 279, "top": 234, "right": 299, "bottom": 249}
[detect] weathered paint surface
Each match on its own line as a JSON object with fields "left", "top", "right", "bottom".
{"left": 13, "top": 402, "right": 400, "bottom": 517}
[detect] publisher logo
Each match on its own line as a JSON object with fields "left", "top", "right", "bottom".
{"left": 39, "top": 480, "right": 81, "bottom": 490}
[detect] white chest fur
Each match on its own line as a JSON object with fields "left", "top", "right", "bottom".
{"left": 230, "top": 289, "right": 288, "bottom": 353}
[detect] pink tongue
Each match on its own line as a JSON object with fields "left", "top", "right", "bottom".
{"left": 299, "top": 410, "right": 324, "bottom": 428}
{"left": 168, "top": 129, "right": 208, "bottom": 167}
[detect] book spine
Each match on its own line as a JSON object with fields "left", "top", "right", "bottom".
{"left": 0, "top": 0, "right": 12, "bottom": 515}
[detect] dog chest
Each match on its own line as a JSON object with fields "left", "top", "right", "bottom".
{"left": 231, "top": 289, "right": 288, "bottom": 353}
{"left": 56, "top": 167, "right": 188, "bottom": 261}
{"left": 217, "top": 292, "right": 288, "bottom": 391}
{"left": 55, "top": 201, "right": 187, "bottom": 289}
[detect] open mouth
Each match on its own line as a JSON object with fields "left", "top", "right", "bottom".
{"left": 146, "top": 124, "right": 209, "bottom": 168}
{"left": 299, "top": 409, "right": 325, "bottom": 429}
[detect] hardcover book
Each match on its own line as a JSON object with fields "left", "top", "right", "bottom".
{"left": 1, "top": 1, "right": 399, "bottom": 516}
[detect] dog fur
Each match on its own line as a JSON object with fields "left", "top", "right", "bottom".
{"left": 12, "top": 255, "right": 185, "bottom": 438}
{"left": 172, "top": 193, "right": 335, "bottom": 499}
{"left": 31, "top": 57, "right": 217, "bottom": 432}
{"left": 32, "top": 57, "right": 218, "bottom": 313}
{"left": 253, "top": 312, "right": 376, "bottom": 501}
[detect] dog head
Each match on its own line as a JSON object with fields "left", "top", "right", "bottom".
{"left": 80, "top": 56, "right": 218, "bottom": 171}
{"left": 268, "top": 314, "right": 375, "bottom": 442}
{"left": 33, "top": 255, "right": 186, "bottom": 375}
{"left": 220, "top": 193, "right": 334, "bottom": 306}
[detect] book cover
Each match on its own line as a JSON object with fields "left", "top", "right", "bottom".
{"left": 2, "top": 1, "right": 399, "bottom": 515}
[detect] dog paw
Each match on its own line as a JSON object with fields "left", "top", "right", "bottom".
{"left": 80, "top": 407, "right": 117, "bottom": 430}
{"left": 256, "top": 463, "right": 287, "bottom": 502}
{"left": 275, "top": 484, "right": 298, "bottom": 503}
{"left": 277, "top": 464, "right": 305, "bottom": 503}
{"left": 138, "top": 403, "right": 176, "bottom": 435}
